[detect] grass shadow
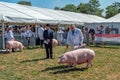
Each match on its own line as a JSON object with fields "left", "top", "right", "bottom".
{"left": 20, "top": 58, "right": 46, "bottom": 63}
{"left": 24, "top": 46, "right": 41, "bottom": 50}
{"left": 41, "top": 65, "right": 68, "bottom": 72}
{"left": 51, "top": 67, "right": 88, "bottom": 74}
{"left": 0, "top": 51, "right": 16, "bottom": 54}
{"left": 42, "top": 65, "right": 88, "bottom": 74}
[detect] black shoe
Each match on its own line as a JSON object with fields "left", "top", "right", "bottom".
{"left": 44, "top": 57, "right": 49, "bottom": 59}
{"left": 12, "top": 51, "right": 15, "bottom": 52}
{"left": 50, "top": 57, "right": 54, "bottom": 59}
{"left": 12, "top": 49, "right": 15, "bottom": 52}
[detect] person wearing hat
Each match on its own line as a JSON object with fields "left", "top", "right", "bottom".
{"left": 43, "top": 24, "right": 53, "bottom": 59}
{"left": 6, "top": 26, "right": 14, "bottom": 41}
{"left": 6, "top": 25, "right": 15, "bottom": 52}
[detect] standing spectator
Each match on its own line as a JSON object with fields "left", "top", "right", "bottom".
{"left": 38, "top": 25, "right": 44, "bottom": 48}
{"left": 20, "top": 27, "right": 26, "bottom": 39}
{"left": 84, "top": 27, "right": 89, "bottom": 45}
{"left": 97, "top": 25, "right": 104, "bottom": 34}
{"left": 57, "top": 27, "right": 64, "bottom": 45}
{"left": 30, "top": 25, "right": 36, "bottom": 37}
{"left": 6, "top": 25, "right": 15, "bottom": 52}
{"left": 105, "top": 26, "right": 111, "bottom": 34}
{"left": 66, "top": 24, "right": 84, "bottom": 50}
{"left": 43, "top": 24, "right": 53, "bottom": 59}
{"left": 97, "top": 25, "right": 105, "bottom": 45}
{"left": 89, "top": 28, "right": 95, "bottom": 45}
{"left": 25, "top": 25, "right": 32, "bottom": 48}
{"left": 64, "top": 27, "right": 69, "bottom": 39}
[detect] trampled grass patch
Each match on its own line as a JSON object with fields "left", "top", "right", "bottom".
{"left": 0, "top": 46, "right": 120, "bottom": 80}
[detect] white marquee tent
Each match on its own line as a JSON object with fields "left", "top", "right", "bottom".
{"left": 0, "top": 1, "right": 107, "bottom": 49}
{"left": 0, "top": 1, "right": 107, "bottom": 24}
{"left": 106, "top": 13, "right": 120, "bottom": 34}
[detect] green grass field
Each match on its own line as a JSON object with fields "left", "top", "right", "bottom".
{"left": 0, "top": 46, "right": 120, "bottom": 80}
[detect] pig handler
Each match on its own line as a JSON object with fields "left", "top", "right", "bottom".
{"left": 66, "top": 24, "right": 84, "bottom": 50}
{"left": 6, "top": 25, "right": 15, "bottom": 52}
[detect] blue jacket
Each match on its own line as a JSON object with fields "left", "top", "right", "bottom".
{"left": 43, "top": 29, "right": 53, "bottom": 41}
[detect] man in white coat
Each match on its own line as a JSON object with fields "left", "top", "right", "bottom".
{"left": 66, "top": 24, "right": 84, "bottom": 50}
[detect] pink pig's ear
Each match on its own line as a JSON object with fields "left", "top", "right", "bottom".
{"left": 58, "top": 55, "right": 64, "bottom": 58}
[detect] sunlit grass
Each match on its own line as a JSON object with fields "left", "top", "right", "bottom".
{"left": 0, "top": 45, "right": 120, "bottom": 80}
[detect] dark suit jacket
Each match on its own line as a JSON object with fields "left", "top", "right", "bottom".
{"left": 43, "top": 29, "right": 53, "bottom": 43}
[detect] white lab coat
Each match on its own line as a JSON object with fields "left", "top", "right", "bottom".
{"left": 66, "top": 28, "right": 84, "bottom": 50}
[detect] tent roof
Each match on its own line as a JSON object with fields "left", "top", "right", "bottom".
{"left": 107, "top": 13, "right": 120, "bottom": 22}
{"left": 0, "top": 2, "right": 35, "bottom": 23}
{"left": 0, "top": 1, "right": 107, "bottom": 24}
{"left": 0, "top": 2, "right": 57, "bottom": 23}
{"left": 25, "top": 5, "right": 107, "bottom": 23}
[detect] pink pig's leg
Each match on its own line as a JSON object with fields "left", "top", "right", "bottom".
{"left": 68, "top": 63, "right": 73, "bottom": 67}
{"left": 86, "top": 60, "right": 92, "bottom": 68}
{"left": 6, "top": 48, "right": 8, "bottom": 53}
{"left": 72, "top": 62, "right": 77, "bottom": 68}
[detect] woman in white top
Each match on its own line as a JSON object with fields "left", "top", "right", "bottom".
{"left": 57, "top": 27, "right": 64, "bottom": 45}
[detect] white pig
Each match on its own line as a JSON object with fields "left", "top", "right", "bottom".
{"left": 6, "top": 40, "right": 24, "bottom": 52}
{"left": 52, "top": 39, "right": 58, "bottom": 46}
{"left": 58, "top": 48, "right": 95, "bottom": 68}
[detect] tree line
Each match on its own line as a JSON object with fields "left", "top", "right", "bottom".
{"left": 18, "top": 0, "right": 120, "bottom": 18}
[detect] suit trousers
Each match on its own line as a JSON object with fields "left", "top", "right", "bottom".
{"left": 44, "top": 43, "right": 53, "bottom": 58}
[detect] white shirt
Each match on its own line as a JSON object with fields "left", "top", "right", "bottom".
{"left": 66, "top": 28, "right": 84, "bottom": 46}
{"left": 38, "top": 27, "right": 44, "bottom": 40}
{"left": 6, "top": 30, "right": 14, "bottom": 41}
{"left": 57, "top": 30, "right": 64, "bottom": 42}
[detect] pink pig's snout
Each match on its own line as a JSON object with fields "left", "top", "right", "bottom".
{"left": 58, "top": 58, "right": 62, "bottom": 64}
{"left": 58, "top": 55, "right": 67, "bottom": 64}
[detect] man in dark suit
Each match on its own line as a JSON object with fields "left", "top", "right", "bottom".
{"left": 43, "top": 24, "right": 53, "bottom": 59}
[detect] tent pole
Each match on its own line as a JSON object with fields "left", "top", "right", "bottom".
{"left": 35, "top": 24, "right": 38, "bottom": 38}
{"left": 2, "top": 20, "right": 5, "bottom": 50}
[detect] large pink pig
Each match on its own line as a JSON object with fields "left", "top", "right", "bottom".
{"left": 58, "top": 48, "right": 95, "bottom": 68}
{"left": 6, "top": 40, "right": 24, "bottom": 52}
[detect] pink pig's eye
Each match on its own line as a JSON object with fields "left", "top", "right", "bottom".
{"left": 61, "top": 57, "right": 65, "bottom": 61}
